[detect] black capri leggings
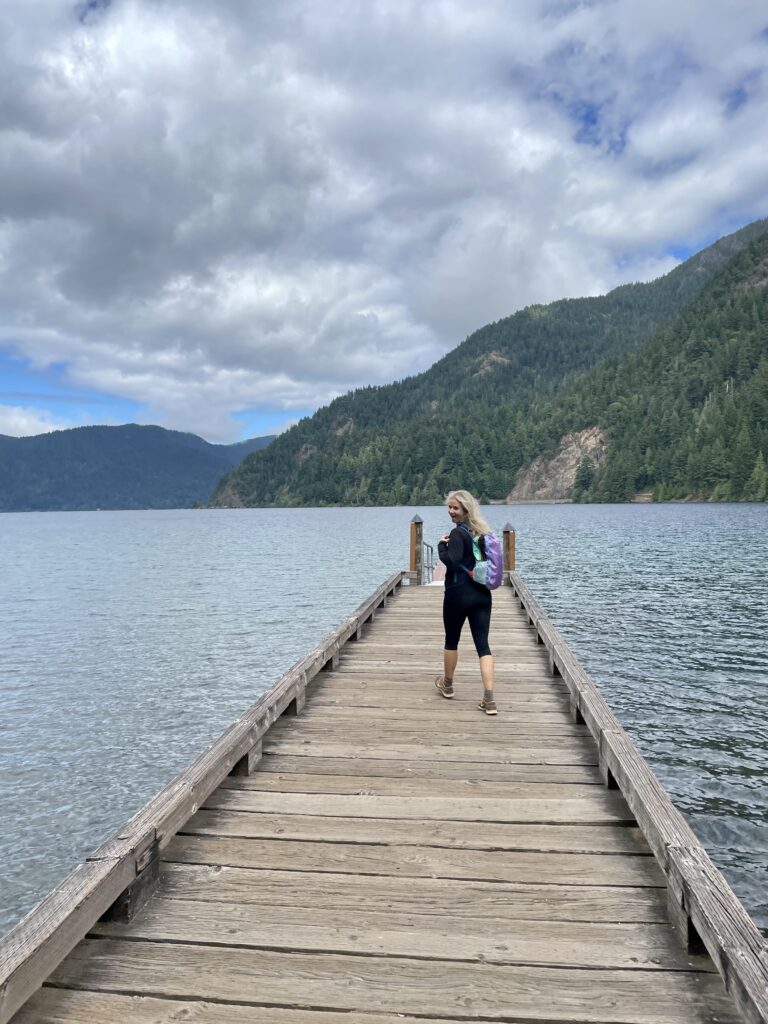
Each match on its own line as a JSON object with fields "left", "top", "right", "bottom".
{"left": 443, "top": 582, "right": 492, "bottom": 658}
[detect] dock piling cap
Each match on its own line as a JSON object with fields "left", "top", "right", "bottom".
{"left": 411, "top": 515, "right": 423, "bottom": 523}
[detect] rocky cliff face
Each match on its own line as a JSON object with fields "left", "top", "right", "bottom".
{"left": 209, "top": 478, "right": 245, "bottom": 508}
{"left": 505, "top": 426, "right": 607, "bottom": 502}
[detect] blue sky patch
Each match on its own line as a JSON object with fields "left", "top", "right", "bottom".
{"left": 723, "top": 86, "right": 749, "bottom": 115}
{"left": 665, "top": 216, "right": 754, "bottom": 262}
{"left": 541, "top": 80, "right": 628, "bottom": 155}
{"left": 76, "top": 0, "right": 112, "bottom": 25}
{"left": 0, "top": 350, "right": 144, "bottom": 427}
{"left": 723, "top": 69, "right": 762, "bottom": 116}
{"left": 233, "top": 407, "right": 312, "bottom": 440}
{"left": 0, "top": 350, "right": 311, "bottom": 440}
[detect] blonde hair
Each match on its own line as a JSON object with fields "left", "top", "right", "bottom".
{"left": 446, "top": 490, "right": 491, "bottom": 537}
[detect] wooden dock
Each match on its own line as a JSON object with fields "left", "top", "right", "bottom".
{"left": 2, "top": 549, "right": 767, "bottom": 1023}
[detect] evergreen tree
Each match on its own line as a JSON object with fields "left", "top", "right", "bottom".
{"left": 571, "top": 455, "right": 595, "bottom": 502}
{"left": 744, "top": 451, "right": 768, "bottom": 501}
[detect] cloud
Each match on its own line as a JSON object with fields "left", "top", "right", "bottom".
{"left": 0, "top": 0, "right": 767, "bottom": 440}
{"left": 0, "top": 403, "right": 71, "bottom": 436}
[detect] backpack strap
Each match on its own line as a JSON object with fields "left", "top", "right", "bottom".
{"left": 456, "top": 523, "right": 477, "bottom": 577}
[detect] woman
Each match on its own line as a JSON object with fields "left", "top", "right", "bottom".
{"left": 435, "top": 490, "right": 497, "bottom": 715}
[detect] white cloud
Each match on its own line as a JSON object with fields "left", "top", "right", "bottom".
{"left": 0, "top": 404, "right": 71, "bottom": 437}
{"left": 0, "top": 0, "right": 766, "bottom": 439}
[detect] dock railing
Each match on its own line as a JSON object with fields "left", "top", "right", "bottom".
{"left": 509, "top": 569, "right": 768, "bottom": 1024}
{"left": 0, "top": 570, "right": 406, "bottom": 1024}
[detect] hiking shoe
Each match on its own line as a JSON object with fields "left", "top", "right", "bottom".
{"left": 435, "top": 675, "right": 454, "bottom": 699}
{"left": 478, "top": 695, "right": 498, "bottom": 715}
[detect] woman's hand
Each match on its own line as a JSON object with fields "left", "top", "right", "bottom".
{"left": 440, "top": 534, "right": 450, "bottom": 543}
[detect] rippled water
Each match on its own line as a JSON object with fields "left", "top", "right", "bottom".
{"left": 1, "top": 504, "right": 766, "bottom": 936}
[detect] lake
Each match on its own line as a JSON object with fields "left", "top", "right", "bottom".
{"left": 1, "top": 503, "right": 766, "bottom": 936}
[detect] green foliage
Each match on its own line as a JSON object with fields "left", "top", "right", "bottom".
{"left": 571, "top": 456, "right": 596, "bottom": 503}
{"left": 744, "top": 452, "right": 767, "bottom": 501}
{"left": 213, "top": 219, "right": 768, "bottom": 507}
{"left": 560, "top": 232, "right": 768, "bottom": 503}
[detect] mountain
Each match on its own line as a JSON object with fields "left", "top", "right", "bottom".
{"left": 535, "top": 230, "right": 768, "bottom": 502}
{"left": 212, "top": 218, "right": 767, "bottom": 506}
{"left": 0, "top": 425, "right": 274, "bottom": 512}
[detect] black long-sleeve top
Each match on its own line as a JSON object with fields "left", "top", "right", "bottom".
{"left": 438, "top": 526, "right": 476, "bottom": 589}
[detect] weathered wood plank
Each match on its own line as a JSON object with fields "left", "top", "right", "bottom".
{"left": 201, "top": 782, "right": 634, "bottom": 823}
{"left": 261, "top": 738, "right": 599, "bottom": 764}
{"left": 92, "top": 896, "right": 713, "bottom": 972}
{"left": 306, "top": 689, "right": 571, "bottom": 708}
{"left": 345, "top": 639, "right": 540, "bottom": 650}
{"left": 164, "top": 834, "right": 663, "bottom": 886}
{"left": 312, "top": 677, "right": 568, "bottom": 694}
{"left": 346, "top": 638, "right": 544, "bottom": 647}
{"left": 299, "top": 704, "right": 573, "bottom": 722}
{"left": 160, "top": 862, "right": 673, "bottom": 922}
{"left": 48, "top": 939, "right": 739, "bottom": 1023}
{"left": 336, "top": 658, "right": 551, "bottom": 671}
{"left": 351, "top": 630, "right": 524, "bottom": 639}
{"left": 183, "top": 807, "right": 649, "bottom": 854}
{"left": 269, "top": 712, "right": 587, "bottom": 735}
{"left": 14, "top": 989, "right": 480, "bottom": 1024}
{"left": 219, "top": 772, "right": 604, "bottom": 799}
{"left": 257, "top": 752, "right": 601, "bottom": 783}
{"left": 200, "top": 786, "right": 634, "bottom": 825}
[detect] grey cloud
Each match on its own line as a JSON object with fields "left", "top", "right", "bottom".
{"left": 0, "top": 0, "right": 767, "bottom": 440}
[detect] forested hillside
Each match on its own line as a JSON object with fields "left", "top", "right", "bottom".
{"left": 0, "top": 425, "right": 274, "bottom": 511}
{"left": 212, "top": 219, "right": 767, "bottom": 506}
{"left": 545, "top": 233, "right": 768, "bottom": 502}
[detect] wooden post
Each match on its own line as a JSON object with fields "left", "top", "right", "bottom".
{"left": 290, "top": 689, "right": 307, "bottom": 713}
{"left": 409, "top": 515, "right": 424, "bottom": 585}
{"left": 503, "top": 524, "right": 516, "bottom": 583}
{"left": 100, "top": 840, "right": 159, "bottom": 924}
{"left": 230, "top": 740, "right": 263, "bottom": 776}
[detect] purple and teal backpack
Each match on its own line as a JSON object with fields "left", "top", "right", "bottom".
{"left": 458, "top": 524, "right": 504, "bottom": 590}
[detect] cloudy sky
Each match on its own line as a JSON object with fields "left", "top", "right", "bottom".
{"left": 1, "top": 0, "right": 767, "bottom": 441}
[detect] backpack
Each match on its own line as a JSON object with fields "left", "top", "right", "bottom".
{"left": 458, "top": 524, "right": 503, "bottom": 590}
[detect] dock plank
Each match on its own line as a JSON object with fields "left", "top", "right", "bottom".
{"left": 261, "top": 737, "right": 599, "bottom": 763}
{"left": 165, "top": 833, "right": 664, "bottom": 886}
{"left": 14, "top": 990, "right": 492, "bottom": 1024}
{"left": 267, "top": 717, "right": 589, "bottom": 738}
{"left": 307, "top": 684, "right": 569, "bottom": 702}
{"left": 256, "top": 751, "right": 601, "bottom": 783}
{"left": 182, "top": 806, "right": 650, "bottom": 853}
{"left": 299, "top": 704, "right": 574, "bottom": 721}
{"left": 159, "top": 862, "right": 674, "bottom": 921}
{"left": 199, "top": 786, "right": 634, "bottom": 824}
{"left": 48, "top": 939, "right": 738, "bottom": 1024}
{"left": 218, "top": 771, "right": 605, "bottom": 798}
{"left": 91, "top": 896, "right": 713, "bottom": 971}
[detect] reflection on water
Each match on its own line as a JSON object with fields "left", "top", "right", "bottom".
{"left": 1, "top": 504, "right": 766, "bottom": 935}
